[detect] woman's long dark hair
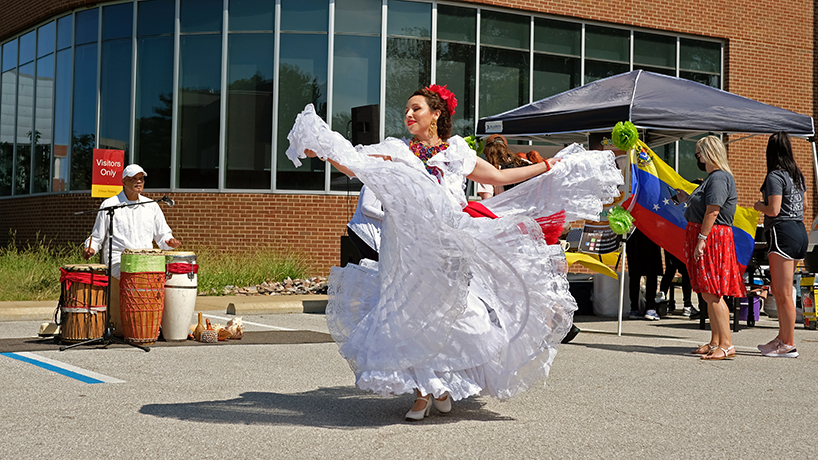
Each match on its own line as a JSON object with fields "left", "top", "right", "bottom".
{"left": 413, "top": 88, "right": 452, "bottom": 140}
{"left": 766, "top": 132, "right": 805, "bottom": 191}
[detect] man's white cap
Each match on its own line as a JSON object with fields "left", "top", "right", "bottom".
{"left": 122, "top": 164, "right": 147, "bottom": 179}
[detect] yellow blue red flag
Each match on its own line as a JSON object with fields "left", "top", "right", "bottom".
{"left": 622, "top": 140, "right": 759, "bottom": 272}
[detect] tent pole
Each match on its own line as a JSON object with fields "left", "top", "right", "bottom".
{"left": 811, "top": 137, "right": 818, "bottom": 197}
{"left": 617, "top": 240, "right": 626, "bottom": 336}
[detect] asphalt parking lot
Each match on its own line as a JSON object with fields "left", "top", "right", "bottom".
{"left": 1, "top": 298, "right": 816, "bottom": 459}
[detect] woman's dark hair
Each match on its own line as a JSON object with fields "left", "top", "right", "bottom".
{"left": 413, "top": 88, "right": 453, "bottom": 140}
{"left": 766, "top": 131, "right": 805, "bottom": 191}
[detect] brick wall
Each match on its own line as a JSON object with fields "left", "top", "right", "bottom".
{"left": 0, "top": 0, "right": 98, "bottom": 43}
{"left": 0, "top": 193, "right": 356, "bottom": 275}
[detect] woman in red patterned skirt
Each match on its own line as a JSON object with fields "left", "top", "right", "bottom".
{"left": 677, "top": 136, "right": 745, "bottom": 360}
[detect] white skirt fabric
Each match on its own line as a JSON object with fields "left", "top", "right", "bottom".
{"left": 287, "top": 104, "right": 622, "bottom": 401}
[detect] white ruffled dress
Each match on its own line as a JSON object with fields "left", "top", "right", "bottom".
{"left": 287, "top": 104, "right": 623, "bottom": 401}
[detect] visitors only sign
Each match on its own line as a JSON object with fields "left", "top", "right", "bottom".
{"left": 91, "top": 149, "right": 125, "bottom": 198}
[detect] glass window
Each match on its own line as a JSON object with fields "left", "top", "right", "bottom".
{"left": 177, "top": 34, "right": 221, "bottom": 188}
{"left": 229, "top": 0, "right": 275, "bottom": 32}
{"left": 584, "top": 59, "right": 629, "bottom": 84}
{"left": 634, "top": 32, "right": 675, "bottom": 69}
{"left": 181, "top": 0, "right": 223, "bottom": 34}
{"left": 331, "top": 34, "right": 380, "bottom": 191}
{"left": 37, "top": 22, "right": 56, "bottom": 58}
{"left": 335, "top": 0, "right": 381, "bottom": 35}
{"left": 479, "top": 47, "right": 528, "bottom": 118}
{"left": 680, "top": 38, "right": 720, "bottom": 74}
{"left": 280, "top": 0, "right": 329, "bottom": 32}
{"left": 385, "top": 37, "right": 431, "bottom": 139}
{"left": 436, "top": 41, "right": 475, "bottom": 138}
{"left": 33, "top": 54, "right": 54, "bottom": 193}
{"left": 99, "top": 39, "right": 133, "bottom": 153}
{"left": 226, "top": 33, "right": 274, "bottom": 189}
{"left": 534, "top": 18, "right": 580, "bottom": 56}
{"left": 19, "top": 31, "right": 36, "bottom": 65}
{"left": 436, "top": 5, "right": 475, "bottom": 138}
{"left": 57, "top": 15, "right": 72, "bottom": 50}
{"left": 481, "top": 10, "right": 529, "bottom": 50}
{"left": 0, "top": 69, "right": 16, "bottom": 196}
{"left": 138, "top": 0, "right": 175, "bottom": 37}
{"left": 679, "top": 136, "right": 706, "bottom": 182}
{"left": 680, "top": 70, "right": 720, "bottom": 88}
{"left": 387, "top": 0, "right": 431, "bottom": 38}
{"left": 75, "top": 9, "right": 99, "bottom": 46}
{"left": 585, "top": 25, "right": 629, "bottom": 62}
{"left": 70, "top": 44, "right": 98, "bottom": 191}
{"left": 135, "top": 35, "right": 174, "bottom": 188}
{"left": 52, "top": 49, "right": 71, "bottom": 192}
{"left": 2, "top": 40, "right": 16, "bottom": 72}
{"left": 276, "top": 33, "right": 328, "bottom": 191}
{"left": 437, "top": 5, "right": 475, "bottom": 43}
{"left": 103, "top": 3, "right": 134, "bottom": 41}
{"left": 533, "top": 54, "right": 580, "bottom": 100}
{"left": 15, "top": 62, "right": 34, "bottom": 195}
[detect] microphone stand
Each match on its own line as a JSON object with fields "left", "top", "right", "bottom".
{"left": 60, "top": 195, "right": 174, "bottom": 352}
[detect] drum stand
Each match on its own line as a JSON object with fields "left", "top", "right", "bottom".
{"left": 60, "top": 197, "right": 174, "bottom": 352}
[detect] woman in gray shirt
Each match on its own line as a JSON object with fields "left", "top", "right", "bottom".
{"left": 678, "top": 136, "right": 745, "bottom": 360}
{"left": 754, "top": 132, "right": 806, "bottom": 358}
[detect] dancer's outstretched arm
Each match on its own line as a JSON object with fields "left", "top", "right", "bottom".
{"left": 468, "top": 156, "right": 559, "bottom": 186}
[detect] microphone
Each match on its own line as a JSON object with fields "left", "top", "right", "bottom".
{"left": 162, "top": 196, "right": 175, "bottom": 207}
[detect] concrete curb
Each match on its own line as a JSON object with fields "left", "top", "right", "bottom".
{"left": 0, "top": 295, "right": 328, "bottom": 322}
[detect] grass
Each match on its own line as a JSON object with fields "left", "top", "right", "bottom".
{"left": 0, "top": 237, "right": 312, "bottom": 301}
{"left": 0, "top": 238, "right": 86, "bottom": 302}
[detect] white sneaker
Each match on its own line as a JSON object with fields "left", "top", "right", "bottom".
{"left": 655, "top": 292, "right": 666, "bottom": 303}
{"left": 760, "top": 339, "right": 799, "bottom": 358}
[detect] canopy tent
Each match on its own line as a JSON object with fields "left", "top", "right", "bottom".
{"left": 475, "top": 70, "right": 815, "bottom": 146}
{"left": 476, "top": 70, "right": 816, "bottom": 335}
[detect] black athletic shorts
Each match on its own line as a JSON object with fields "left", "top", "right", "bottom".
{"left": 766, "top": 220, "right": 808, "bottom": 260}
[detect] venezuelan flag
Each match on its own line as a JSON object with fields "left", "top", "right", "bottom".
{"left": 621, "top": 140, "right": 760, "bottom": 272}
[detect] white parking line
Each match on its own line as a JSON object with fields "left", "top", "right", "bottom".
{"left": 2, "top": 352, "right": 125, "bottom": 384}
{"left": 202, "top": 314, "right": 298, "bottom": 331}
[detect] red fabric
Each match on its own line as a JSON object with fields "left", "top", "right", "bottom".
{"left": 683, "top": 223, "right": 745, "bottom": 297}
{"left": 167, "top": 262, "right": 199, "bottom": 274}
{"left": 535, "top": 210, "right": 565, "bottom": 245}
{"left": 60, "top": 268, "right": 109, "bottom": 291}
{"left": 463, "top": 203, "right": 564, "bottom": 245}
{"left": 462, "top": 201, "right": 499, "bottom": 219}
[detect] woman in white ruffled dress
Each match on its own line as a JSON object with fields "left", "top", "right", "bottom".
{"left": 286, "top": 85, "right": 622, "bottom": 421}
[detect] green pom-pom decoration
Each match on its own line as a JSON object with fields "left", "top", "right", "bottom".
{"left": 611, "top": 121, "right": 639, "bottom": 151}
{"left": 464, "top": 135, "right": 484, "bottom": 155}
{"left": 608, "top": 205, "right": 634, "bottom": 235}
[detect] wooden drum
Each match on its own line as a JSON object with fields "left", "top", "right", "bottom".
{"left": 120, "top": 249, "right": 165, "bottom": 345}
{"left": 57, "top": 264, "right": 109, "bottom": 343}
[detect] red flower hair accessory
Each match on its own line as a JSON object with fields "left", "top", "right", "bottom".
{"left": 427, "top": 84, "right": 457, "bottom": 116}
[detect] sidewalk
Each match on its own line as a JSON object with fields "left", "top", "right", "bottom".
{"left": 0, "top": 294, "right": 328, "bottom": 322}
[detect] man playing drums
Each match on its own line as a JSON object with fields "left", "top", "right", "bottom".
{"left": 81, "top": 164, "right": 181, "bottom": 337}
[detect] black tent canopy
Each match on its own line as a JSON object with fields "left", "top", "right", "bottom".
{"left": 475, "top": 70, "right": 815, "bottom": 147}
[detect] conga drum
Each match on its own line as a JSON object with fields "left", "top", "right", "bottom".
{"left": 57, "top": 264, "right": 108, "bottom": 343}
{"left": 162, "top": 251, "right": 198, "bottom": 341}
{"left": 119, "top": 249, "right": 165, "bottom": 345}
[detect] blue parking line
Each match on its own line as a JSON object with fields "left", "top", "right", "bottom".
{"left": 2, "top": 352, "right": 105, "bottom": 384}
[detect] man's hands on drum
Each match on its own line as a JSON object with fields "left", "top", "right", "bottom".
{"left": 166, "top": 238, "right": 181, "bottom": 249}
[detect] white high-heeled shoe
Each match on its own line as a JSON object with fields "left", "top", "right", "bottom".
{"left": 405, "top": 393, "right": 432, "bottom": 421}
{"left": 433, "top": 393, "right": 451, "bottom": 414}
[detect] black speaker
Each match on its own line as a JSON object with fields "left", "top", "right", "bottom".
{"left": 340, "top": 235, "right": 361, "bottom": 267}
{"left": 351, "top": 104, "right": 379, "bottom": 146}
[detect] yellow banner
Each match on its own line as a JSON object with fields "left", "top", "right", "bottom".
{"left": 92, "top": 184, "right": 123, "bottom": 198}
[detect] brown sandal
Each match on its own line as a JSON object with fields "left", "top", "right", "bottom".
{"left": 692, "top": 343, "right": 717, "bottom": 355}
{"left": 701, "top": 345, "right": 736, "bottom": 360}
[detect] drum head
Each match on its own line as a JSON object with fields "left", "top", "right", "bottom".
{"left": 61, "top": 264, "right": 108, "bottom": 272}
{"left": 123, "top": 248, "right": 164, "bottom": 255}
